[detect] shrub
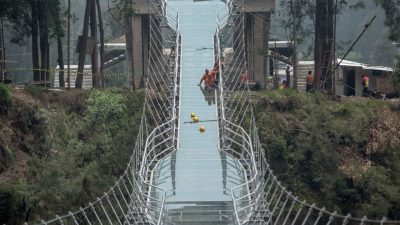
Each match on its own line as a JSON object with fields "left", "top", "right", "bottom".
{"left": 85, "top": 90, "right": 127, "bottom": 133}
{"left": 0, "top": 83, "right": 11, "bottom": 112}
{"left": 255, "top": 90, "right": 400, "bottom": 219}
{"left": 3, "top": 146, "right": 15, "bottom": 168}
{"left": 25, "top": 85, "right": 46, "bottom": 100}
{"left": 0, "top": 182, "right": 27, "bottom": 224}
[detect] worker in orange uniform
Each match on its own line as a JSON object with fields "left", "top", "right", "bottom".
{"left": 198, "top": 69, "right": 215, "bottom": 91}
{"left": 210, "top": 68, "right": 219, "bottom": 86}
{"left": 361, "top": 75, "right": 369, "bottom": 97}
{"left": 305, "top": 71, "right": 313, "bottom": 93}
{"left": 240, "top": 71, "right": 250, "bottom": 83}
{"left": 199, "top": 69, "right": 210, "bottom": 86}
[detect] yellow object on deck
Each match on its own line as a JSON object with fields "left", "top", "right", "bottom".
{"left": 193, "top": 116, "right": 200, "bottom": 123}
{"left": 191, "top": 112, "right": 196, "bottom": 118}
{"left": 199, "top": 126, "right": 206, "bottom": 133}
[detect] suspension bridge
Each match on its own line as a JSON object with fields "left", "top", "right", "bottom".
{"left": 22, "top": 0, "right": 400, "bottom": 225}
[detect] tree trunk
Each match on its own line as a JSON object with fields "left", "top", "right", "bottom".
{"left": 96, "top": 0, "right": 104, "bottom": 88}
{"left": 57, "top": 36, "right": 65, "bottom": 87}
{"left": 38, "top": 0, "right": 50, "bottom": 83}
{"left": 290, "top": 0, "right": 298, "bottom": 90}
{"left": 67, "top": 0, "right": 71, "bottom": 88}
{"left": 76, "top": 0, "right": 93, "bottom": 89}
{"left": 314, "top": 0, "right": 334, "bottom": 92}
{"left": 90, "top": 1, "right": 98, "bottom": 88}
{"left": 46, "top": 38, "right": 50, "bottom": 83}
{"left": 51, "top": 5, "right": 65, "bottom": 88}
{"left": 30, "top": 0, "right": 40, "bottom": 81}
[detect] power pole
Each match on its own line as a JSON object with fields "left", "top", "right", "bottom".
{"left": 314, "top": 0, "right": 334, "bottom": 93}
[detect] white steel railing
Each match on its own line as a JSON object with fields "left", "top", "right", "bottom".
{"left": 25, "top": 0, "right": 181, "bottom": 224}
{"left": 216, "top": 0, "right": 400, "bottom": 225}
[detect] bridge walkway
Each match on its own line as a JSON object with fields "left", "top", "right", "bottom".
{"left": 151, "top": 0, "right": 248, "bottom": 224}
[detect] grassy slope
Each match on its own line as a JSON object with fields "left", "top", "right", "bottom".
{"left": 254, "top": 90, "right": 400, "bottom": 220}
{"left": 0, "top": 86, "right": 144, "bottom": 224}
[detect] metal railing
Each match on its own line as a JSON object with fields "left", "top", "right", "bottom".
{"left": 216, "top": 0, "right": 400, "bottom": 225}
{"left": 24, "top": 0, "right": 181, "bottom": 224}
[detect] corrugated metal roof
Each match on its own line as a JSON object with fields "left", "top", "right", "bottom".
{"left": 298, "top": 59, "right": 393, "bottom": 72}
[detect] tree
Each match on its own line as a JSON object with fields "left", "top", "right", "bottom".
{"left": 90, "top": 1, "right": 99, "bottom": 88}
{"left": 76, "top": 0, "right": 93, "bottom": 89}
{"left": 276, "top": 0, "right": 314, "bottom": 90}
{"left": 76, "top": 0, "right": 104, "bottom": 89}
{"left": 375, "top": 0, "right": 400, "bottom": 42}
{"left": 96, "top": 0, "right": 105, "bottom": 88}
{"left": 109, "top": 0, "right": 136, "bottom": 89}
{"left": 30, "top": 0, "right": 41, "bottom": 81}
{"left": 49, "top": 0, "right": 65, "bottom": 88}
{"left": 2, "top": 0, "right": 64, "bottom": 83}
{"left": 38, "top": 0, "right": 51, "bottom": 83}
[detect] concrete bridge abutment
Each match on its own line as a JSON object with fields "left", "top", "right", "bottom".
{"left": 242, "top": 0, "right": 275, "bottom": 89}
{"left": 128, "top": 0, "right": 153, "bottom": 89}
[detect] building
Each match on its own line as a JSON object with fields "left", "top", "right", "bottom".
{"left": 296, "top": 59, "right": 395, "bottom": 96}
{"left": 336, "top": 59, "right": 394, "bottom": 97}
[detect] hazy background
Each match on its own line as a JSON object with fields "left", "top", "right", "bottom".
{"left": 2, "top": 0, "right": 398, "bottom": 83}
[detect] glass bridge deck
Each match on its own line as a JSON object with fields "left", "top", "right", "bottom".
{"left": 151, "top": 0, "right": 247, "bottom": 220}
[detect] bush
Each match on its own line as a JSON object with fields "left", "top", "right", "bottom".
{"left": 24, "top": 85, "right": 46, "bottom": 99}
{"left": 21, "top": 89, "right": 144, "bottom": 222}
{"left": 255, "top": 90, "right": 400, "bottom": 218}
{"left": 0, "top": 182, "right": 27, "bottom": 225}
{"left": 0, "top": 83, "right": 11, "bottom": 112}
{"left": 3, "top": 146, "right": 15, "bottom": 168}
{"left": 85, "top": 90, "right": 127, "bottom": 133}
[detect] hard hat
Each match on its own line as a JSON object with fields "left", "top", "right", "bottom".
{"left": 191, "top": 112, "right": 196, "bottom": 118}
{"left": 193, "top": 116, "right": 199, "bottom": 123}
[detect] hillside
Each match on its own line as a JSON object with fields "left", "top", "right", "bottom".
{"left": 0, "top": 85, "right": 144, "bottom": 224}
{"left": 254, "top": 90, "right": 400, "bottom": 220}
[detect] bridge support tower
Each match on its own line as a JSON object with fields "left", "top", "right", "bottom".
{"left": 127, "top": 0, "right": 152, "bottom": 89}
{"left": 242, "top": 0, "right": 275, "bottom": 89}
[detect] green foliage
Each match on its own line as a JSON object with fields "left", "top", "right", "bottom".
{"left": 0, "top": 181, "right": 28, "bottom": 225}
{"left": 0, "top": 84, "right": 11, "bottom": 112}
{"left": 25, "top": 85, "right": 46, "bottom": 100}
{"left": 85, "top": 89, "right": 127, "bottom": 133}
{"left": 22, "top": 89, "right": 144, "bottom": 221}
{"left": 255, "top": 90, "right": 400, "bottom": 219}
{"left": 0, "top": 88, "right": 144, "bottom": 223}
{"left": 392, "top": 56, "right": 400, "bottom": 93}
{"left": 3, "top": 146, "right": 15, "bottom": 168}
{"left": 375, "top": 0, "right": 400, "bottom": 42}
